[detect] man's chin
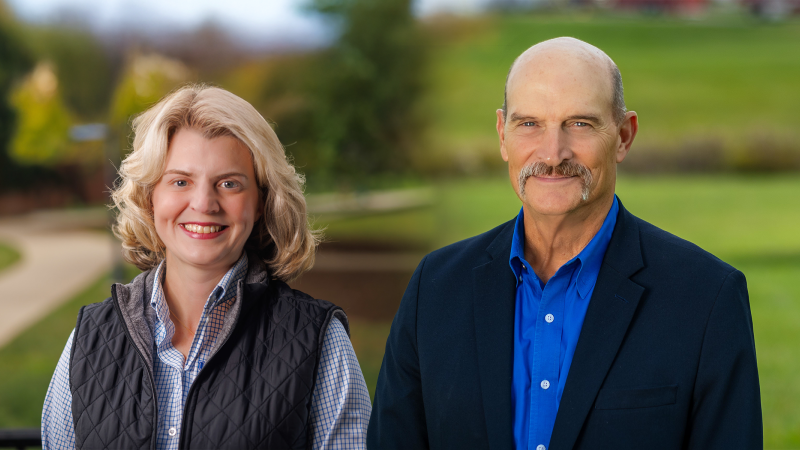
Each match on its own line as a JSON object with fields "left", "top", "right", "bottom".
{"left": 523, "top": 191, "right": 587, "bottom": 216}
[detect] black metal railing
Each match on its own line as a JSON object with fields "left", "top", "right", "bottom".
{"left": 0, "top": 428, "right": 40, "bottom": 450}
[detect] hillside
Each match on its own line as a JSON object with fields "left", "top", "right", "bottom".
{"left": 422, "top": 13, "right": 800, "bottom": 172}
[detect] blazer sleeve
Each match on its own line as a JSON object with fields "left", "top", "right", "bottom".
{"left": 687, "top": 269, "right": 763, "bottom": 449}
{"left": 367, "top": 256, "right": 429, "bottom": 450}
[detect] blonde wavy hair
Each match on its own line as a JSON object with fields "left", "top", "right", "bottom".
{"left": 111, "top": 84, "right": 320, "bottom": 282}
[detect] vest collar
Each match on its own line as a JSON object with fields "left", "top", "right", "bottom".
{"left": 111, "top": 249, "right": 272, "bottom": 369}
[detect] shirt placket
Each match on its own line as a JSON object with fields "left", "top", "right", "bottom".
{"left": 150, "top": 257, "right": 244, "bottom": 450}
{"left": 528, "top": 272, "right": 567, "bottom": 450}
{"left": 166, "top": 364, "right": 184, "bottom": 448}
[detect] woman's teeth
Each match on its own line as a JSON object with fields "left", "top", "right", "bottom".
{"left": 183, "top": 224, "right": 223, "bottom": 234}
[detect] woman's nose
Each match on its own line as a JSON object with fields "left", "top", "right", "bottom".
{"left": 190, "top": 183, "right": 220, "bottom": 214}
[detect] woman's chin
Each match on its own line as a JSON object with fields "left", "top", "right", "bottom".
{"left": 167, "top": 247, "right": 241, "bottom": 272}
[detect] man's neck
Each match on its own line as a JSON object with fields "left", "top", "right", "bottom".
{"left": 522, "top": 195, "right": 614, "bottom": 284}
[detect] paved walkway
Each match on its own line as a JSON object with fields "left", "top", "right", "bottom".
{"left": 0, "top": 188, "right": 433, "bottom": 348}
{"left": 0, "top": 208, "right": 113, "bottom": 348}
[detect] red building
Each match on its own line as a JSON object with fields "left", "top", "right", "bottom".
{"left": 612, "top": 0, "right": 708, "bottom": 13}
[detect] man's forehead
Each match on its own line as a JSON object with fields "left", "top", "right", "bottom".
{"left": 521, "top": 37, "right": 612, "bottom": 66}
{"left": 506, "top": 38, "right": 616, "bottom": 116}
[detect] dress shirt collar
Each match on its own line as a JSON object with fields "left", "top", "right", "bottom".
{"left": 150, "top": 252, "right": 249, "bottom": 315}
{"left": 509, "top": 195, "right": 619, "bottom": 298}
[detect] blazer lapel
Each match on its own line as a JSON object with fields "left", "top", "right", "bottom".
{"left": 550, "top": 204, "right": 646, "bottom": 450}
{"left": 473, "top": 220, "right": 517, "bottom": 450}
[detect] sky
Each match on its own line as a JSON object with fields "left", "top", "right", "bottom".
{"left": 6, "top": 0, "right": 495, "bottom": 46}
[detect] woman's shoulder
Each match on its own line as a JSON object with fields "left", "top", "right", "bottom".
{"left": 269, "top": 279, "right": 342, "bottom": 313}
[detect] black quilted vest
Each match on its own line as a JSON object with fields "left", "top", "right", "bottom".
{"left": 69, "top": 273, "right": 343, "bottom": 450}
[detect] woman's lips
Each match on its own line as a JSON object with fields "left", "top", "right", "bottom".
{"left": 180, "top": 223, "right": 228, "bottom": 239}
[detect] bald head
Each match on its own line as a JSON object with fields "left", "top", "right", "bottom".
{"left": 501, "top": 37, "right": 626, "bottom": 125}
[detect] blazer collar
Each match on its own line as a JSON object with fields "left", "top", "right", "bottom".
{"left": 473, "top": 218, "right": 517, "bottom": 450}
{"left": 550, "top": 200, "right": 646, "bottom": 450}
{"left": 472, "top": 200, "right": 646, "bottom": 450}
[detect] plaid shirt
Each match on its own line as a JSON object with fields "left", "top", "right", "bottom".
{"left": 42, "top": 253, "right": 370, "bottom": 449}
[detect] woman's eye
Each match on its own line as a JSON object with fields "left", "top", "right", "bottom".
{"left": 221, "top": 181, "right": 238, "bottom": 189}
{"left": 174, "top": 180, "right": 188, "bottom": 187}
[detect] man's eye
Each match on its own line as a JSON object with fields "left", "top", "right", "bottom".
{"left": 522, "top": 122, "right": 536, "bottom": 127}
{"left": 574, "top": 122, "right": 589, "bottom": 127}
{"left": 221, "top": 181, "right": 239, "bottom": 189}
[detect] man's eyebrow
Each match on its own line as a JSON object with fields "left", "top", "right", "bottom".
{"left": 508, "top": 113, "right": 539, "bottom": 122}
{"left": 565, "top": 115, "right": 603, "bottom": 123}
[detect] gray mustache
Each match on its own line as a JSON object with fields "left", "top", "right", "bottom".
{"left": 518, "top": 161, "right": 593, "bottom": 201}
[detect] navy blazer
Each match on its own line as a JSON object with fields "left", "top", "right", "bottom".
{"left": 368, "top": 201, "right": 762, "bottom": 449}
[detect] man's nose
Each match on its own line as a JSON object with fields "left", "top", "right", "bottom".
{"left": 190, "top": 183, "right": 220, "bottom": 214}
{"left": 535, "top": 126, "right": 572, "bottom": 166}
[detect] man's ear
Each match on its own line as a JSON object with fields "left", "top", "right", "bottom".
{"left": 616, "top": 111, "right": 638, "bottom": 163}
{"left": 496, "top": 109, "right": 509, "bottom": 162}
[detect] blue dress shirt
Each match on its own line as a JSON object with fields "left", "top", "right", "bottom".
{"left": 510, "top": 196, "right": 619, "bottom": 450}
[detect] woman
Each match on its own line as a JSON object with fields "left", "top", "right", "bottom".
{"left": 42, "top": 85, "right": 370, "bottom": 449}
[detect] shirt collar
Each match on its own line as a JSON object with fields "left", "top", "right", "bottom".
{"left": 572, "top": 196, "right": 619, "bottom": 298}
{"left": 508, "top": 195, "right": 619, "bottom": 297}
{"left": 509, "top": 208, "right": 528, "bottom": 286}
{"left": 150, "top": 252, "right": 250, "bottom": 313}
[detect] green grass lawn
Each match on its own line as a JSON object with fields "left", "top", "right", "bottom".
{"left": 0, "top": 242, "right": 21, "bottom": 273}
{"left": 0, "top": 275, "right": 108, "bottom": 427}
{"left": 423, "top": 14, "right": 800, "bottom": 169}
{"left": 0, "top": 268, "right": 138, "bottom": 428}
{"left": 2, "top": 175, "right": 798, "bottom": 447}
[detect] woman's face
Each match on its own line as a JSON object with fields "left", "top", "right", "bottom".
{"left": 151, "top": 127, "right": 261, "bottom": 274}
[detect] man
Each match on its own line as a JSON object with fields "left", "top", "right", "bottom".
{"left": 367, "top": 37, "right": 761, "bottom": 449}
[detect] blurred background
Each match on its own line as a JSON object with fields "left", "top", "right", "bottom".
{"left": 0, "top": 0, "right": 798, "bottom": 447}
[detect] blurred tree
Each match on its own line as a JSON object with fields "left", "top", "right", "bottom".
{"left": 0, "top": 6, "right": 56, "bottom": 192}
{"left": 110, "top": 51, "right": 191, "bottom": 153}
{"left": 8, "top": 62, "right": 75, "bottom": 166}
{"left": 219, "top": 54, "right": 325, "bottom": 182}
{"left": 24, "top": 26, "right": 116, "bottom": 121}
{"left": 8, "top": 61, "right": 108, "bottom": 203}
{"left": 307, "top": 0, "right": 427, "bottom": 186}
{"left": 156, "top": 21, "right": 252, "bottom": 78}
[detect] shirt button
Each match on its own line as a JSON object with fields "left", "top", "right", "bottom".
{"left": 168, "top": 427, "right": 177, "bottom": 437}
{"left": 519, "top": 276, "right": 523, "bottom": 282}
{"left": 545, "top": 313, "right": 554, "bottom": 323}
{"left": 537, "top": 445, "right": 546, "bottom": 450}
{"left": 541, "top": 379, "right": 550, "bottom": 390}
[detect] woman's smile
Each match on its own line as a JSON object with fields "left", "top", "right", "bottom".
{"left": 180, "top": 222, "right": 229, "bottom": 239}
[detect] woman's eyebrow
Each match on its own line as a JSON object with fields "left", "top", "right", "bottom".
{"left": 162, "top": 170, "right": 248, "bottom": 179}
{"left": 163, "top": 169, "right": 192, "bottom": 176}
{"left": 214, "top": 172, "right": 249, "bottom": 180}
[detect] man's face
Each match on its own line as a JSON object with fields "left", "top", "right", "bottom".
{"left": 496, "top": 50, "right": 636, "bottom": 218}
